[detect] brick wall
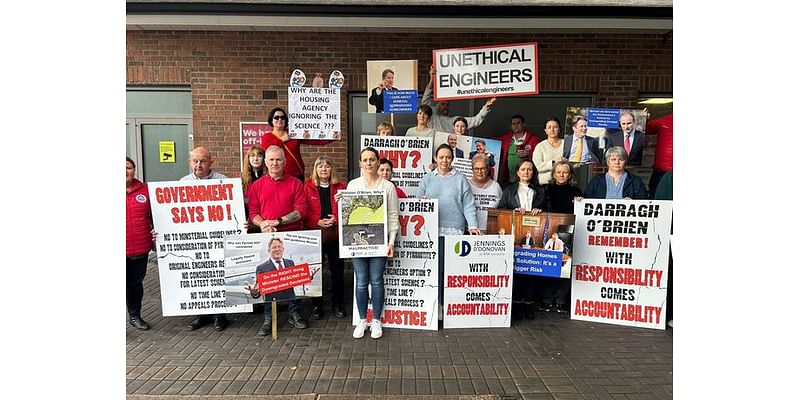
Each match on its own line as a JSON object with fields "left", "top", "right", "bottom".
{"left": 127, "top": 31, "right": 672, "bottom": 179}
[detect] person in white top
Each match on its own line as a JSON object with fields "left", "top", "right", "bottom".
{"left": 405, "top": 105, "right": 436, "bottom": 138}
{"left": 532, "top": 117, "right": 566, "bottom": 184}
{"left": 335, "top": 147, "right": 400, "bottom": 340}
{"left": 468, "top": 154, "right": 502, "bottom": 233}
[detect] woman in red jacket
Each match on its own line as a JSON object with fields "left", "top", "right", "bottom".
{"left": 261, "top": 107, "right": 331, "bottom": 181}
{"left": 304, "top": 156, "right": 348, "bottom": 319}
{"left": 126, "top": 157, "right": 155, "bottom": 330}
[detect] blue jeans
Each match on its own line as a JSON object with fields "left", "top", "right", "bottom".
{"left": 263, "top": 299, "right": 301, "bottom": 321}
{"left": 352, "top": 257, "right": 387, "bottom": 320}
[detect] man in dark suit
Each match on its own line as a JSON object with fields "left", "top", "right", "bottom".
{"left": 607, "top": 111, "right": 645, "bottom": 166}
{"left": 562, "top": 116, "right": 603, "bottom": 164}
{"left": 246, "top": 238, "right": 308, "bottom": 334}
{"left": 368, "top": 68, "right": 397, "bottom": 113}
{"left": 447, "top": 133, "right": 465, "bottom": 158}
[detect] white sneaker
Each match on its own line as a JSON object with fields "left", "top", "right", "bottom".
{"left": 370, "top": 319, "right": 383, "bottom": 339}
{"left": 667, "top": 320, "right": 673, "bottom": 328}
{"left": 353, "top": 319, "right": 368, "bottom": 339}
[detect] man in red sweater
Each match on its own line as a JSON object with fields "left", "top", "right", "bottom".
{"left": 247, "top": 145, "right": 309, "bottom": 334}
{"left": 498, "top": 114, "right": 540, "bottom": 186}
{"left": 646, "top": 112, "right": 673, "bottom": 198}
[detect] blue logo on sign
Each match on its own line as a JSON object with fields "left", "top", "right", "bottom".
{"left": 454, "top": 240, "right": 471, "bottom": 257}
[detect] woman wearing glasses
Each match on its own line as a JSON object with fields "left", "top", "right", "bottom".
{"left": 260, "top": 107, "right": 331, "bottom": 181}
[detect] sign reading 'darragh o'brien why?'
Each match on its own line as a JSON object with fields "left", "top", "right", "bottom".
{"left": 360, "top": 135, "right": 432, "bottom": 198}
{"left": 571, "top": 199, "right": 672, "bottom": 330}
{"left": 444, "top": 235, "right": 514, "bottom": 329}
{"left": 149, "top": 179, "right": 252, "bottom": 316}
{"left": 352, "top": 199, "right": 439, "bottom": 330}
{"left": 433, "top": 42, "right": 538, "bottom": 101}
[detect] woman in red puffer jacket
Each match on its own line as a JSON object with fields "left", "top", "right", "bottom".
{"left": 303, "top": 156, "right": 347, "bottom": 319}
{"left": 126, "top": 157, "right": 155, "bottom": 330}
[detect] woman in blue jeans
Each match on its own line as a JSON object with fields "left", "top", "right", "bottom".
{"left": 336, "top": 147, "right": 399, "bottom": 339}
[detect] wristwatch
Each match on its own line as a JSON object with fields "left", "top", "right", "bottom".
{"left": 277, "top": 217, "right": 283, "bottom": 226}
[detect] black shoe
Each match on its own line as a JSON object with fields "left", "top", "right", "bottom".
{"left": 213, "top": 315, "right": 228, "bottom": 331}
{"left": 257, "top": 322, "right": 270, "bottom": 336}
{"left": 129, "top": 315, "right": 150, "bottom": 330}
{"left": 311, "top": 306, "right": 323, "bottom": 320}
{"left": 188, "top": 316, "right": 210, "bottom": 331}
{"left": 333, "top": 304, "right": 346, "bottom": 319}
{"left": 287, "top": 314, "right": 308, "bottom": 329}
{"left": 555, "top": 303, "right": 568, "bottom": 314}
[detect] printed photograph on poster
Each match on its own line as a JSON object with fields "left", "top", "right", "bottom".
{"left": 433, "top": 42, "right": 538, "bottom": 101}
{"left": 287, "top": 86, "right": 341, "bottom": 140}
{"left": 239, "top": 122, "right": 272, "bottom": 173}
{"left": 571, "top": 199, "right": 672, "bottom": 330}
{"left": 351, "top": 199, "right": 439, "bottom": 331}
{"left": 512, "top": 212, "right": 576, "bottom": 279}
{"left": 443, "top": 235, "right": 514, "bottom": 329}
{"left": 433, "top": 131, "right": 472, "bottom": 159}
{"left": 564, "top": 107, "right": 649, "bottom": 166}
{"left": 360, "top": 134, "right": 432, "bottom": 198}
{"left": 468, "top": 137, "right": 501, "bottom": 181}
{"left": 338, "top": 190, "right": 389, "bottom": 258}
{"left": 148, "top": 179, "right": 252, "bottom": 316}
{"left": 366, "top": 59, "right": 418, "bottom": 113}
{"left": 223, "top": 231, "right": 322, "bottom": 306}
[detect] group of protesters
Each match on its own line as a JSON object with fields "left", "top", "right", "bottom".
{"left": 126, "top": 97, "right": 673, "bottom": 336}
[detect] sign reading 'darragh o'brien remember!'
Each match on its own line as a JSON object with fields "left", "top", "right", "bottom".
{"left": 433, "top": 42, "right": 538, "bottom": 101}
{"left": 571, "top": 199, "right": 672, "bottom": 330}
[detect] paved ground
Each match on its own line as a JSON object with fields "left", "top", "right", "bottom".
{"left": 127, "top": 255, "right": 672, "bottom": 399}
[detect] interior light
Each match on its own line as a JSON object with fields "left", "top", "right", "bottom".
{"left": 638, "top": 98, "right": 673, "bottom": 104}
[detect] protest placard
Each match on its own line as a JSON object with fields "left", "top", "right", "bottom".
{"left": 223, "top": 231, "right": 322, "bottom": 306}
{"left": 339, "top": 190, "right": 389, "bottom": 258}
{"left": 288, "top": 87, "right": 341, "bottom": 140}
{"left": 148, "top": 179, "right": 252, "bottom": 316}
{"left": 433, "top": 43, "right": 538, "bottom": 101}
{"left": 443, "top": 235, "right": 514, "bottom": 329}
{"left": 571, "top": 199, "right": 672, "bottom": 330}
{"left": 352, "top": 199, "right": 439, "bottom": 330}
{"left": 360, "top": 135, "right": 432, "bottom": 197}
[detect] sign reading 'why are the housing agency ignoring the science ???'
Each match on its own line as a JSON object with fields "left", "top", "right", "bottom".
{"left": 148, "top": 179, "right": 252, "bottom": 316}
{"left": 571, "top": 199, "right": 672, "bottom": 330}
{"left": 444, "top": 235, "right": 514, "bottom": 329}
{"left": 433, "top": 42, "right": 538, "bottom": 101}
{"left": 288, "top": 86, "right": 341, "bottom": 140}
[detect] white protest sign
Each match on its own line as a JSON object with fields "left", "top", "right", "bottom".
{"left": 148, "top": 179, "right": 252, "bottom": 316}
{"left": 338, "top": 190, "right": 389, "bottom": 258}
{"left": 361, "top": 135, "right": 432, "bottom": 197}
{"left": 443, "top": 235, "right": 514, "bottom": 329}
{"left": 352, "top": 199, "right": 439, "bottom": 330}
{"left": 433, "top": 42, "right": 538, "bottom": 101}
{"left": 571, "top": 199, "right": 672, "bottom": 330}
{"left": 288, "top": 86, "right": 341, "bottom": 140}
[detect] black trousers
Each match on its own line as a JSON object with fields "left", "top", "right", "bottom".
{"left": 126, "top": 254, "right": 149, "bottom": 316}
{"left": 313, "top": 240, "right": 345, "bottom": 308}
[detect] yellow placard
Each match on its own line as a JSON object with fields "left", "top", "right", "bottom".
{"left": 159, "top": 141, "right": 175, "bottom": 163}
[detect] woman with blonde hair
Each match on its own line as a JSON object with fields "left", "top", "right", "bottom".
{"left": 241, "top": 146, "right": 267, "bottom": 233}
{"left": 376, "top": 122, "right": 395, "bottom": 136}
{"left": 304, "top": 155, "right": 348, "bottom": 319}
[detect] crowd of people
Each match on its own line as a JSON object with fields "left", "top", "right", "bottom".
{"left": 126, "top": 103, "right": 672, "bottom": 335}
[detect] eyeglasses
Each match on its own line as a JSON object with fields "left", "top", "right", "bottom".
{"left": 273, "top": 115, "right": 286, "bottom": 120}
{"left": 472, "top": 167, "right": 488, "bottom": 172}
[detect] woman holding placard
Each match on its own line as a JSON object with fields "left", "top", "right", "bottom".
{"left": 418, "top": 144, "right": 481, "bottom": 316}
{"left": 260, "top": 107, "right": 331, "bottom": 181}
{"left": 336, "top": 147, "right": 399, "bottom": 339}
{"left": 498, "top": 159, "right": 548, "bottom": 320}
